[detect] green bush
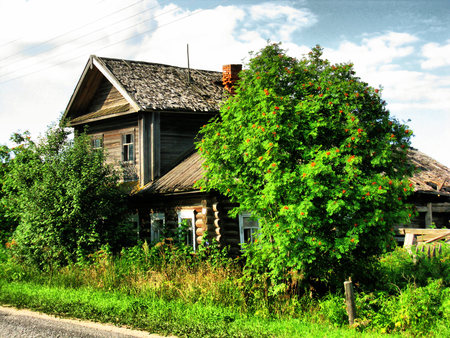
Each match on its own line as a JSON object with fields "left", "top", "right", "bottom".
{"left": 379, "top": 245, "right": 450, "bottom": 291}
{"left": 2, "top": 126, "right": 133, "bottom": 268}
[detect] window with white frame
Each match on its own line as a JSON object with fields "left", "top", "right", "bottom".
{"left": 150, "top": 213, "right": 165, "bottom": 242}
{"left": 177, "top": 209, "right": 196, "bottom": 250}
{"left": 239, "top": 212, "right": 259, "bottom": 244}
{"left": 122, "top": 133, "right": 134, "bottom": 162}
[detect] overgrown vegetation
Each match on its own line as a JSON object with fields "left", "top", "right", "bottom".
{"left": 197, "top": 43, "right": 416, "bottom": 292}
{"left": 0, "top": 125, "right": 134, "bottom": 267}
{"left": 0, "top": 242, "right": 448, "bottom": 336}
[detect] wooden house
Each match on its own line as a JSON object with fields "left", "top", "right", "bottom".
{"left": 63, "top": 56, "right": 449, "bottom": 253}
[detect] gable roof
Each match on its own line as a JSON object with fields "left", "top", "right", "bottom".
{"left": 63, "top": 56, "right": 224, "bottom": 124}
{"left": 137, "top": 148, "right": 450, "bottom": 197}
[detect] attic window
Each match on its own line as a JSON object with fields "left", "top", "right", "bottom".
{"left": 122, "top": 133, "right": 134, "bottom": 162}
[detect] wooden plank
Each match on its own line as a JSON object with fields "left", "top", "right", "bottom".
{"left": 424, "top": 232, "right": 450, "bottom": 243}
{"left": 425, "top": 203, "right": 433, "bottom": 228}
{"left": 398, "top": 228, "right": 450, "bottom": 235}
{"left": 404, "top": 233, "right": 415, "bottom": 247}
{"left": 151, "top": 112, "right": 161, "bottom": 180}
{"left": 416, "top": 203, "right": 450, "bottom": 213}
{"left": 139, "top": 113, "right": 151, "bottom": 186}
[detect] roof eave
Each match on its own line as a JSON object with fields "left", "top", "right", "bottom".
{"left": 92, "top": 56, "right": 142, "bottom": 112}
{"left": 61, "top": 55, "right": 95, "bottom": 123}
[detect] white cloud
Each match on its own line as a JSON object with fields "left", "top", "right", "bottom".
{"left": 421, "top": 41, "right": 450, "bottom": 69}
{"left": 246, "top": 3, "right": 317, "bottom": 42}
{"left": 323, "top": 32, "right": 450, "bottom": 166}
{"left": 323, "top": 32, "right": 450, "bottom": 112}
{"left": 324, "top": 32, "right": 418, "bottom": 71}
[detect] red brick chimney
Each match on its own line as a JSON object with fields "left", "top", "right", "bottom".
{"left": 222, "top": 64, "right": 242, "bottom": 94}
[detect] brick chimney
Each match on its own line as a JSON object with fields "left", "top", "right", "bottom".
{"left": 222, "top": 64, "right": 242, "bottom": 94}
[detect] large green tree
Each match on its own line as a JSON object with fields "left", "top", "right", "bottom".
{"left": 2, "top": 126, "right": 133, "bottom": 267}
{"left": 197, "top": 44, "right": 415, "bottom": 292}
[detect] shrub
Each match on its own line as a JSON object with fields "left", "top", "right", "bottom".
{"left": 3, "top": 126, "right": 133, "bottom": 268}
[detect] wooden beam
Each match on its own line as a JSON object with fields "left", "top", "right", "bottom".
{"left": 397, "top": 228, "right": 450, "bottom": 235}
{"left": 139, "top": 112, "right": 151, "bottom": 186}
{"left": 151, "top": 112, "right": 160, "bottom": 180}
{"left": 425, "top": 202, "right": 433, "bottom": 228}
{"left": 416, "top": 202, "right": 450, "bottom": 213}
{"left": 424, "top": 232, "right": 450, "bottom": 243}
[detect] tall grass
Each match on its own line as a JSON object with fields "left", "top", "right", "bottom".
{"left": 0, "top": 241, "right": 449, "bottom": 336}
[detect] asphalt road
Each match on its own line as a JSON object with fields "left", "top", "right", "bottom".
{"left": 0, "top": 306, "right": 168, "bottom": 338}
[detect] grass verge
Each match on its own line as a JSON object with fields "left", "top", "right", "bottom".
{"left": 0, "top": 280, "right": 383, "bottom": 337}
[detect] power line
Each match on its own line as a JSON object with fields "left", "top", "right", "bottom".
{"left": 0, "top": 2, "right": 181, "bottom": 80}
{"left": 0, "top": 0, "right": 109, "bottom": 49}
{"left": 0, "top": 0, "right": 148, "bottom": 65}
{"left": 0, "top": 0, "right": 226, "bottom": 85}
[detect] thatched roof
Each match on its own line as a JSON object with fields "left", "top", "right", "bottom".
{"left": 98, "top": 57, "right": 224, "bottom": 112}
{"left": 138, "top": 148, "right": 450, "bottom": 197}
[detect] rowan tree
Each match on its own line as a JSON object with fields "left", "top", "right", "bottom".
{"left": 197, "top": 44, "right": 415, "bottom": 292}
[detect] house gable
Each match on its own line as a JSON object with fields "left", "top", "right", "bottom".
{"left": 63, "top": 56, "right": 141, "bottom": 126}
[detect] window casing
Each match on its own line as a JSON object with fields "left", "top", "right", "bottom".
{"left": 122, "top": 133, "right": 134, "bottom": 162}
{"left": 150, "top": 213, "right": 165, "bottom": 242}
{"left": 239, "top": 212, "right": 259, "bottom": 244}
{"left": 91, "top": 136, "right": 103, "bottom": 149}
{"left": 177, "top": 209, "right": 196, "bottom": 251}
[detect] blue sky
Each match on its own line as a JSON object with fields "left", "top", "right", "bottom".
{"left": 0, "top": 0, "right": 449, "bottom": 166}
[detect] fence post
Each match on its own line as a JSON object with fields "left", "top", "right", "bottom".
{"left": 344, "top": 279, "right": 356, "bottom": 325}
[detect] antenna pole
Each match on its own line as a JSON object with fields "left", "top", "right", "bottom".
{"left": 187, "top": 44, "right": 191, "bottom": 83}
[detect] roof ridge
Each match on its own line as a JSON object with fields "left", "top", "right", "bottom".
{"left": 96, "top": 55, "right": 221, "bottom": 74}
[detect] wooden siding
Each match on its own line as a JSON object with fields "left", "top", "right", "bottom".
{"left": 69, "top": 66, "right": 104, "bottom": 119}
{"left": 86, "top": 77, "right": 129, "bottom": 114}
{"left": 78, "top": 115, "right": 139, "bottom": 182}
{"left": 160, "top": 113, "right": 212, "bottom": 175}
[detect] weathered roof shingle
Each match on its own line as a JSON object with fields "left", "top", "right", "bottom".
{"left": 98, "top": 57, "right": 224, "bottom": 112}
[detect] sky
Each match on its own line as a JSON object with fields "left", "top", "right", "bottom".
{"left": 0, "top": 0, "right": 449, "bottom": 166}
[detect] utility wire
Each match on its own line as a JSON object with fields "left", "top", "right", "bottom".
{"left": 0, "top": 2, "right": 180, "bottom": 80}
{"left": 0, "top": 0, "right": 226, "bottom": 85}
{"left": 0, "top": 0, "right": 147, "bottom": 65}
{"left": 0, "top": 0, "right": 109, "bottom": 49}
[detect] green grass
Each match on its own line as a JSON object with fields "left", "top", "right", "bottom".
{"left": 0, "top": 244, "right": 448, "bottom": 337}
{"left": 0, "top": 279, "right": 382, "bottom": 337}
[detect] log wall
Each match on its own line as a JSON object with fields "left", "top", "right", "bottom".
{"left": 137, "top": 194, "right": 241, "bottom": 254}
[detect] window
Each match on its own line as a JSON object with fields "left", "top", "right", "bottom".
{"left": 150, "top": 213, "right": 165, "bottom": 242}
{"left": 177, "top": 209, "right": 196, "bottom": 250}
{"left": 122, "top": 133, "right": 134, "bottom": 162}
{"left": 91, "top": 136, "right": 103, "bottom": 149}
{"left": 239, "top": 212, "right": 259, "bottom": 244}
